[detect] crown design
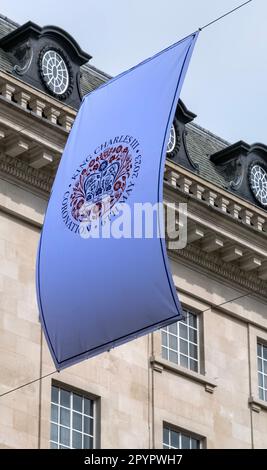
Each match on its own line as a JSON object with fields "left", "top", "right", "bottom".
{"left": 84, "top": 161, "right": 120, "bottom": 204}
{"left": 70, "top": 145, "right": 133, "bottom": 222}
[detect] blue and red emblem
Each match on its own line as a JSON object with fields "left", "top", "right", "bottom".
{"left": 61, "top": 136, "right": 142, "bottom": 234}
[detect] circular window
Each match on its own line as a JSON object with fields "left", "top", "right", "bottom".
{"left": 41, "top": 50, "right": 69, "bottom": 95}
{"left": 167, "top": 124, "right": 176, "bottom": 154}
{"left": 249, "top": 163, "right": 267, "bottom": 206}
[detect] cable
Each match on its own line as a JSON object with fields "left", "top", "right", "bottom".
{"left": 199, "top": 0, "right": 253, "bottom": 31}
{"left": 0, "top": 371, "right": 57, "bottom": 398}
{"left": 182, "top": 290, "right": 252, "bottom": 322}
{"left": 0, "top": 290, "right": 253, "bottom": 399}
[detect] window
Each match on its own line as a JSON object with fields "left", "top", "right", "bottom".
{"left": 257, "top": 342, "right": 267, "bottom": 401}
{"left": 161, "top": 310, "right": 199, "bottom": 372}
{"left": 50, "top": 385, "right": 95, "bottom": 449}
{"left": 163, "top": 425, "right": 201, "bottom": 449}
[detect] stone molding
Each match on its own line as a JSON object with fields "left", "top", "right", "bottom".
{"left": 150, "top": 355, "right": 217, "bottom": 393}
{"left": 168, "top": 245, "right": 267, "bottom": 298}
{"left": 0, "top": 152, "right": 52, "bottom": 195}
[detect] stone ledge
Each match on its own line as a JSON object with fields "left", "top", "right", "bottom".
{"left": 249, "top": 396, "right": 267, "bottom": 413}
{"left": 150, "top": 355, "right": 217, "bottom": 393}
{"left": 165, "top": 161, "right": 267, "bottom": 234}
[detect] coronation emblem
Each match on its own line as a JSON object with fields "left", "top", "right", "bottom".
{"left": 61, "top": 136, "right": 142, "bottom": 235}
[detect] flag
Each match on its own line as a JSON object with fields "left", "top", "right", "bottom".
{"left": 36, "top": 32, "right": 198, "bottom": 369}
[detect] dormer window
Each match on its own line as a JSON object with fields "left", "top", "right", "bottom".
{"left": 0, "top": 21, "right": 91, "bottom": 108}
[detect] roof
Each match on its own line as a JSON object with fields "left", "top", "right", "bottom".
{"left": 0, "top": 13, "right": 229, "bottom": 189}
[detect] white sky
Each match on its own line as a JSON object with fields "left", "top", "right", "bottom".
{"left": 0, "top": 0, "right": 266, "bottom": 145}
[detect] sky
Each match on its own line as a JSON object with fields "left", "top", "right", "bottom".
{"left": 0, "top": 0, "right": 266, "bottom": 145}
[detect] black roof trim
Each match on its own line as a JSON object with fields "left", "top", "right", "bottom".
{"left": 250, "top": 142, "right": 267, "bottom": 155}
{"left": 0, "top": 21, "right": 41, "bottom": 48}
{"left": 178, "top": 99, "right": 196, "bottom": 124}
{"left": 42, "top": 25, "right": 92, "bottom": 62}
{"left": 210, "top": 140, "right": 250, "bottom": 164}
{"left": 0, "top": 20, "right": 91, "bottom": 64}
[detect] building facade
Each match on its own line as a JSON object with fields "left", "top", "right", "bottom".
{"left": 0, "top": 14, "right": 267, "bottom": 449}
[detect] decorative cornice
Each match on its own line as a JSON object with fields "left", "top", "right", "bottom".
{"left": 169, "top": 244, "right": 267, "bottom": 298}
{"left": 0, "top": 152, "right": 53, "bottom": 195}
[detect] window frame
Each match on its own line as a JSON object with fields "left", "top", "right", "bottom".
{"left": 50, "top": 381, "right": 100, "bottom": 449}
{"left": 247, "top": 325, "right": 267, "bottom": 413}
{"left": 257, "top": 341, "right": 267, "bottom": 402}
{"left": 163, "top": 422, "right": 204, "bottom": 449}
{"left": 161, "top": 308, "right": 202, "bottom": 374}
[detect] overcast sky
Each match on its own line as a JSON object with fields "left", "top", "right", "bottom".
{"left": 1, "top": 0, "right": 266, "bottom": 144}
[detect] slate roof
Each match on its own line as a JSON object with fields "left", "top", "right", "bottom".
{"left": 0, "top": 13, "right": 229, "bottom": 189}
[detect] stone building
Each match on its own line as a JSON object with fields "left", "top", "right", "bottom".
{"left": 0, "top": 14, "right": 266, "bottom": 449}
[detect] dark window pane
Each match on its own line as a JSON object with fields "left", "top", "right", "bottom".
{"left": 73, "top": 394, "right": 83, "bottom": 413}
{"left": 162, "top": 347, "right": 168, "bottom": 360}
{"left": 52, "top": 386, "right": 59, "bottom": 404}
{"left": 60, "top": 426, "right": 70, "bottom": 446}
{"left": 263, "top": 346, "right": 267, "bottom": 360}
{"left": 169, "top": 350, "right": 178, "bottom": 364}
{"left": 163, "top": 444, "right": 169, "bottom": 449}
{"left": 72, "top": 430, "right": 82, "bottom": 449}
{"left": 180, "top": 317, "right": 188, "bottom": 327}
{"left": 179, "top": 323, "right": 188, "bottom": 339}
{"left": 190, "top": 359, "right": 198, "bottom": 372}
{"left": 60, "top": 408, "right": 70, "bottom": 427}
{"left": 258, "top": 373, "right": 263, "bottom": 388}
{"left": 189, "top": 314, "right": 197, "bottom": 328}
{"left": 163, "top": 427, "right": 169, "bottom": 446}
{"left": 191, "top": 438, "right": 200, "bottom": 449}
{"left": 84, "top": 435, "right": 94, "bottom": 449}
{"left": 51, "top": 423, "right": 58, "bottom": 442}
{"left": 189, "top": 343, "right": 198, "bottom": 359}
{"left": 257, "top": 343, "right": 262, "bottom": 357}
{"left": 51, "top": 404, "right": 58, "bottom": 423}
{"left": 169, "top": 335, "right": 178, "bottom": 351}
{"left": 60, "top": 389, "right": 70, "bottom": 408}
{"left": 59, "top": 445, "right": 68, "bottom": 449}
{"left": 73, "top": 412, "right": 82, "bottom": 431}
{"left": 170, "top": 430, "right": 179, "bottom": 449}
{"left": 84, "top": 398, "right": 93, "bottom": 417}
{"left": 162, "top": 331, "right": 167, "bottom": 347}
{"left": 258, "top": 358, "right": 262, "bottom": 372}
{"left": 189, "top": 328, "right": 197, "bottom": 344}
{"left": 89, "top": 418, "right": 94, "bottom": 435}
{"left": 84, "top": 435, "right": 90, "bottom": 449}
{"left": 264, "top": 375, "right": 267, "bottom": 390}
{"left": 181, "top": 434, "right": 190, "bottom": 449}
{"left": 180, "top": 339, "right": 188, "bottom": 355}
{"left": 259, "top": 388, "right": 264, "bottom": 400}
{"left": 168, "top": 323, "right": 177, "bottom": 335}
{"left": 50, "top": 442, "right": 58, "bottom": 449}
{"left": 264, "top": 361, "right": 267, "bottom": 375}
{"left": 180, "top": 354, "right": 189, "bottom": 368}
{"left": 84, "top": 416, "right": 89, "bottom": 434}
